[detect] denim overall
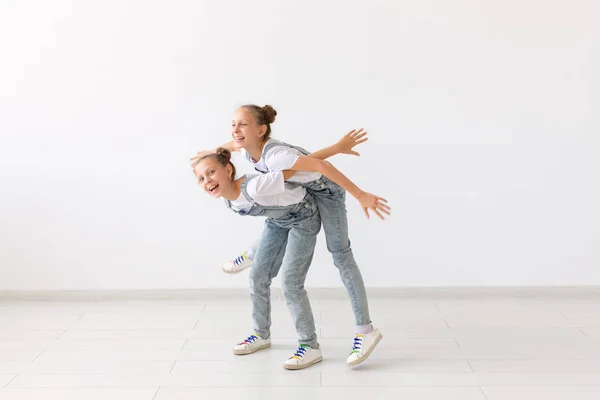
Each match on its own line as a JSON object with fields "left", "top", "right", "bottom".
{"left": 226, "top": 175, "right": 321, "bottom": 348}
{"left": 245, "top": 140, "right": 371, "bottom": 327}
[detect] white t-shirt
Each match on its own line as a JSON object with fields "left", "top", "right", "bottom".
{"left": 241, "top": 139, "right": 322, "bottom": 183}
{"left": 228, "top": 171, "right": 307, "bottom": 212}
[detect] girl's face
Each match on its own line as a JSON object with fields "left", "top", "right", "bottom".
{"left": 194, "top": 158, "right": 234, "bottom": 198}
{"left": 231, "top": 108, "right": 265, "bottom": 150}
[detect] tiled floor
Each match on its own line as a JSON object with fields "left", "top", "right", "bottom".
{"left": 1, "top": 293, "right": 600, "bottom": 399}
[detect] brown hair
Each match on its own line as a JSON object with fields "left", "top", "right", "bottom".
{"left": 195, "top": 147, "right": 236, "bottom": 180}
{"left": 240, "top": 104, "right": 277, "bottom": 141}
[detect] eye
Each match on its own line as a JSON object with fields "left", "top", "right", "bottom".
{"left": 209, "top": 169, "right": 215, "bottom": 175}
{"left": 198, "top": 176, "right": 204, "bottom": 183}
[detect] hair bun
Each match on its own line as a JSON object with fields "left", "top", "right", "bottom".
{"left": 215, "top": 147, "right": 232, "bottom": 161}
{"left": 262, "top": 105, "right": 277, "bottom": 124}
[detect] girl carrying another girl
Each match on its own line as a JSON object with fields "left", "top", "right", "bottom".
{"left": 193, "top": 105, "right": 390, "bottom": 366}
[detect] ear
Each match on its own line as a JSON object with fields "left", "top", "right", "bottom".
{"left": 226, "top": 164, "right": 234, "bottom": 179}
{"left": 257, "top": 125, "right": 267, "bottom": 138}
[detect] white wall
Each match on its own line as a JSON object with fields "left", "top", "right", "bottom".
{"left": 1, "top": 0, "right": 598, "bottom": 290}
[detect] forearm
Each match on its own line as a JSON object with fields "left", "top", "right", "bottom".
{"left": 316, "top": 161, "right": 363, "bottom": 199}
{"left": 307, "top": 144, "right": 339, "bottom": 160}
{"left": 215, "top": 140, "right": 237, "bottom": 153}
{"left": 190, "top": 141, "right": 238, "bottom": 167}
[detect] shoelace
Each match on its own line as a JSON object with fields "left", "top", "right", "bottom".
{"left": 241, "top": 334, "right": 258, "bottom": 344}
{"left": 292, "top": 346, "right": 307, "bottom": 359}
{"left": 352, "top": 334, "right": 363, "bottom": 353}
{"left": 232, "top": 254, "right": 247, "bottom": 266}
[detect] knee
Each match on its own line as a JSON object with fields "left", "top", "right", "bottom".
{"left": 326, "top": 237, "right": 352, "bottom": 255}
{"left": 330, "top": 245, "right": 353, "bottom": 262}
{"left": 281, "top": 273, "right": 304, "bottom": 297}
{"left": 249, "top": 267, "right": 271, "bottom": 293}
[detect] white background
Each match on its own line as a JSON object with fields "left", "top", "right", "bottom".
{"left": 1, "top": 0, "right": 598, "bottom": 290}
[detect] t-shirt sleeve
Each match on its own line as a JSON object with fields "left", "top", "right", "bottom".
{"left": 245, "top": 172, "right": 286, "bottom": 199}
{"left": 264, "top": 146, "right": 302, "bottom": 171}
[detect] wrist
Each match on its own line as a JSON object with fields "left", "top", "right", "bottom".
{"left": 352, "top": 189, "right": 365, "bottom": 200}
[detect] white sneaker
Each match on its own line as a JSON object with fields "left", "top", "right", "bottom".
{"left": 222, "top": 252, "right": 253, "bottom": 274}
{"left": 283, "top": 345, "right": 323, "bottom": 370}
{"left": 233, "top": 333, "right": 271, "bottom": 355}
{"left": 346, "top": 328, "right": 382, "bottom": 367}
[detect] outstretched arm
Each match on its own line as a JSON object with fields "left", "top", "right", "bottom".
{"left": 282, "top": 128, "right": 368, "bottom": 180}
{"left": 190, "top": 128, "right": 367, "bottom": 165}
{"left": 307, "top": 129, "right": 368, "bottom": 160}
{"left": 289, "top": 156, "right": 391, "bottom": 220}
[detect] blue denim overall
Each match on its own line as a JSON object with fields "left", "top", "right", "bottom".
{"left": 245, "top": 140, "right": 372, "bottom": 327}
{"left": 226, "top": 175, "right": 321, "bottom": 348}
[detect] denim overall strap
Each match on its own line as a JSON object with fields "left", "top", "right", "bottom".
{"left": 262, "top": 139, "right": 311, "bottom": 158}
{"left": 223, "top": 175, "right": 257, "bottom": 211}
